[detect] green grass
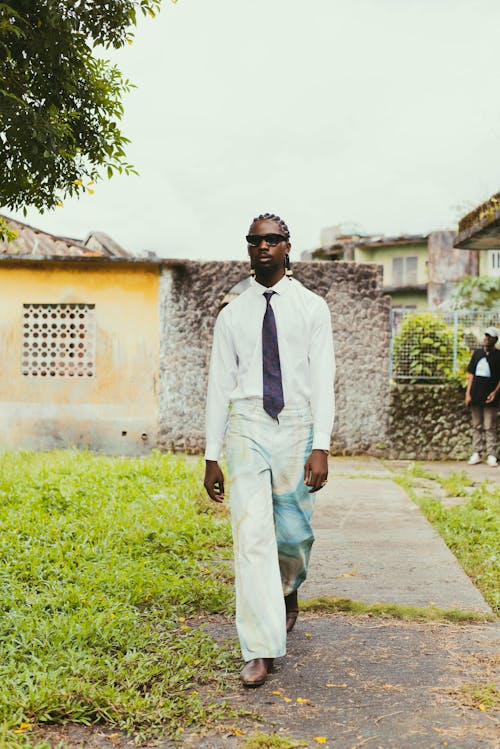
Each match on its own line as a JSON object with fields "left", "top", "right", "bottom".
{"left": 460, "top": 682, "right": 500, "bottom": 711}
{"left": 244, "top": 734, "right": 310, "bottom": 749}
{"left": 394, "top": 466, "right": 500, "bottom": 614}
{"left": 299, "top": 596, "right": 493, "bottom": 623}
{"left": 0, "top": 450, "right": 236, "bottom": 745}
{"left": 0, "top": 728, "right": 55, "bottom": 749}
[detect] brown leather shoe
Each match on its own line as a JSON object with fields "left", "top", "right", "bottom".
{"left": 240, "top": 658, "right": 274, "bottom": 687}
{"left": 285, "top": 589, "right": 299, "bottom": 633}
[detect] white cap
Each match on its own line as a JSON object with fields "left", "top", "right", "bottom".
{"left": 484, "top": 326, "right": 500, "bottom": 338}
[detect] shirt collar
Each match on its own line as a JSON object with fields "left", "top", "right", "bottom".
{"left": 250, "top": 274, "right": 292, "bottom": 296}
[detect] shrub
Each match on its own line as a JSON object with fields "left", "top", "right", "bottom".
{"left": 392, "top": 311, "right": 470, "bottom": 383}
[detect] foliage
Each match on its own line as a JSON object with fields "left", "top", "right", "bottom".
{"left": 392, "top": 311, "right": 470, "bottom": 383}
{"left": 0, "top": 215, "right": 17, "bottom": 241}
{"left": 395, "top": 465, "right": 500, "bottom": 613}
{"left": 0, "top": 1, "right": 173, "bottom": 213}
{"left": 0, "top": 450, "right": 236, "bottom": 747}
{"left": 448, "top": 275, "right": 500, "bottom": 310}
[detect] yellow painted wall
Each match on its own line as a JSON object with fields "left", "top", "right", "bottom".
{"left": 0, "top": 262, "right": 159, "bottom": 454}
{"left": 354, "top": 244, "right": 428, "bottom": 286}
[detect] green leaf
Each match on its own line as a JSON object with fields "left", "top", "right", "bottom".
{"left": 0, "top": 0, "right": 175, "bottom": 212}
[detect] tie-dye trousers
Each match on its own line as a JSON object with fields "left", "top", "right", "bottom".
{"left": 226, "top": 399, "right": 315, "bottom": 662}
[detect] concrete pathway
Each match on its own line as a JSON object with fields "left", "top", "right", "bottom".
{"left": 301, "top": 457, "right": 492, "bottom": 613}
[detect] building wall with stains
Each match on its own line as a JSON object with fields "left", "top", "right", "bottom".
{"left": 427, "top": 231, "right": 479, "bottom": 309}
{"left": 0, "top": 262, "right": 159, "bottom": 454}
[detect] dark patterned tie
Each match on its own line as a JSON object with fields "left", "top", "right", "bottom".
{"left": 262, "top": 291, "right": 284, "bottom": 418}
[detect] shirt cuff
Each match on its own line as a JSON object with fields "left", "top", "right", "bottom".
{"left": 312, "top": 431, "right": 331, "bottom": 452}
{"left": 204, "top": 442, "right": 222, "bottom": 461}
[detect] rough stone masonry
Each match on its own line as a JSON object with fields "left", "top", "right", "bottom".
{"left": 158, "top": 260, "right": 392, "bottom": 455}
{"left": 157, "top": 260, "right": 497, "bottom": 461}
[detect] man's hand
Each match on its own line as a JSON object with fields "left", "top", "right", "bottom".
{"left": 204, "top": 460, "right": 225, "bottom": 503}
{"left": 485, "top": 390, "right": 498, "bottom": 404}
{"left": 304, "top": 450, "right": 328, "bottom": 493}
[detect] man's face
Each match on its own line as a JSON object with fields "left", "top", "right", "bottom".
{"left": 247, "top": 219, "right": 291, "bottom": 275}
{"left": 484, "top": 334, "right": 498, "bottom": 349}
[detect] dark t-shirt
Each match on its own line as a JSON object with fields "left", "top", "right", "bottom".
{"left": 467, "top": 347, "right": 500, "bottom": 407}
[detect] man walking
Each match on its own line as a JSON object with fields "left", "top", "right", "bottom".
{"left": 204, "top": 213, "right": 335, "bottom": 687}
{"left": 466, "top": 326, "right": 500, "bottom": 467}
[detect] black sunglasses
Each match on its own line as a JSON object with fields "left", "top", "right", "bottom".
{"left": 246, "top": 233, "right": 288, "bottom": 247}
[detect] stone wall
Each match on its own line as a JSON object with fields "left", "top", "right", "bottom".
{"left": 159, "top": 261, "right": 248, "bottom": 453}
{"left": 158, "top": 260, "right": 392, "bottom": 454}
{"left": 385, "top": 384, "right": 499, "bottom": 460}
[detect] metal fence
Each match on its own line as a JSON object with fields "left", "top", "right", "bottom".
{"left": 389, "top": 309, "right": 500, "bottom": 381}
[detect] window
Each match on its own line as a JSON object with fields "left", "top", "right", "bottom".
{"left": 392, "top": 256, "right": 418, "bottom": 286}
{"left": 22, "top": 303, "right": 96, "bottom": 378}
{"left": 487, "top": 250, "right": 500, "bottom": 277}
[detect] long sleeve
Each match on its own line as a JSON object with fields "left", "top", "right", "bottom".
{"left": 205, "top": 311, "right": 238, "bottom": 460}
{"left": 309, "top": 300, "right": 335, "bottom": 451}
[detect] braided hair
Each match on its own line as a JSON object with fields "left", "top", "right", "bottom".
{"left": 249, "top": 213, "right": 290, "bottom": 240}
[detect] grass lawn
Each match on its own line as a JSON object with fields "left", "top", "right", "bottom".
{"left": 0, "top": 450, "right": 237, "bottom": 747}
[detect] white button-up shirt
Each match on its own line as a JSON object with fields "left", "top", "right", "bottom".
{"left": 205, "top": 275, "right": 335, "bottom": 460}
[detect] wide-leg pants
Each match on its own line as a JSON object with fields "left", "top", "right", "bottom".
{"left": 226, "top": 400, "right": 315, "bottom": 662}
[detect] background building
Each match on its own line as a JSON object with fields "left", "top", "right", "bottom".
{"left": 309, "top": 224, "right": 479, "bottom": 309}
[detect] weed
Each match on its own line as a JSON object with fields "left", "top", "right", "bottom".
{"left": 437, "top": 470, "right": 474, "bottom": 497}
{"left": 460, "top": 682, "right": 500, "bottom": 711}
{"left": 299, "top": 596, "right": 493, "bottom": 623}
{"left": 244, "top": 734, "right": 310, "bottom": 748}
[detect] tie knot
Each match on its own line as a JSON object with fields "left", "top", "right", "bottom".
{"left": 264, "top": 291, "right": 274, "bottom": 303}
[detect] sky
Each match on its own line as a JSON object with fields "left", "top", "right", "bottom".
{"left": 9, "top": 0, "right": 500, "bottom": 260}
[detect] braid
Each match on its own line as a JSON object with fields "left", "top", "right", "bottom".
{"left": 249, "top": 212, "right": 290, "bottom": 240}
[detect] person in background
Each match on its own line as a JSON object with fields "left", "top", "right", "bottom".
{"left": 204, "top": 213, "right": 335, "bottom": 687}
{"left": 466, "top": 326, "right": 500, "bottom": 467}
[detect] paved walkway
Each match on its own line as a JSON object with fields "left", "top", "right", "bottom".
{"left": 301, "top": 457, "right": 492, "bottom": 613}
{"left": 185, "top": 456, "right": 498, "bottom": 749}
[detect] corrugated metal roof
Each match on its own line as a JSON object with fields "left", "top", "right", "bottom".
{"left": 0, "top": 215, "right": 131, "bottom": 259}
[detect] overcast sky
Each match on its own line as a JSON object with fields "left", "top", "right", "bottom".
{"left": 10, "top": 0, "right": 500, "bottom": 260}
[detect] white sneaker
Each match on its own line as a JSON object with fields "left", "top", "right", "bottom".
{"left": 468, "top": 452, "right": 482, "bottom": 465}
{"left": 486, "top": 455, "right": 498, "bottom": 467}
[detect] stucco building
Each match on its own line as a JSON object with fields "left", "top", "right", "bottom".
{"left": 0, "top": 215, "right": 160, "bottom": 454}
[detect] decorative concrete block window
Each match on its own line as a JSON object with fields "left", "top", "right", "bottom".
{"left": 22, "top": 303, "right": 96, "bottom": 378}
{"left": 392, "top": 256, "right": 418, "bottom": 286}
{"left": 487, "top": 250, "right": 500, "bottom": 277}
